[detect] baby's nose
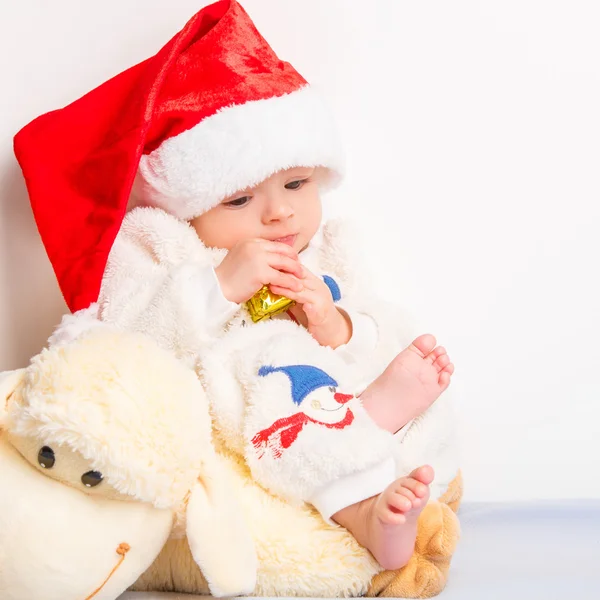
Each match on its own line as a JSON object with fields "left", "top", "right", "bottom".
{"left": 333, "top": 392, "right": 353, "bottom": 405}
{"left": 264, "top": 196, "right": 294, "bottom": 222}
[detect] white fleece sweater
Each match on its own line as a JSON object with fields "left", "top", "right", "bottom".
{"left": 70, "top": 207, "right": 459, "bottom": 519}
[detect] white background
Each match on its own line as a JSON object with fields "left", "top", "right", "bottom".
{"left": 1, "top": 0, "right": 599, "bottom": 502}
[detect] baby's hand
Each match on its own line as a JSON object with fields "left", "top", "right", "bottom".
{"left": 270, "top": 267, "right": 352, "bottom": 349}
{"left": 215, "top": 239, "right": 304, "bottom": 304}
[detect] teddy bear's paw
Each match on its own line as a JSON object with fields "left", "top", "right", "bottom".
{"left": 366, "top": 553, "right": 449, "bottom": 598}
{"left": 414, "top": 500, "right": 460, "bottom": 560}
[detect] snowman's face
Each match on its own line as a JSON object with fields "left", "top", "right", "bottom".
{"left": 300, "top": 386, "right": 354, "bottom": 424}
{"left": 7, "top": 432, "right": 129, "bottom": 501}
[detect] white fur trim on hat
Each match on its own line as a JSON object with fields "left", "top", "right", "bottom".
{"left": 135, "top": 85, "right": 344, "bottom": 220}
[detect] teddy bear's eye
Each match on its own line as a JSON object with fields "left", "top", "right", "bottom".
{"left": 81, "top": 470, "right": 103, "bottom": 488}
{"left": 38, "top": 446, "right": 55, "bottom": 469}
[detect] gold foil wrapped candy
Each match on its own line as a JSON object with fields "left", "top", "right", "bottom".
{"left": 246, "top": 286, "right": 295, "bottom": 323}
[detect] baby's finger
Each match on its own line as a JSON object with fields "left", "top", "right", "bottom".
{"left": 267, "top": 254, "right": 305, "bottom": 278}
{"left": 266, "top": 270, "right": 304, "bottom": 293}
{"left": 296, "top": 270, "right": 322, "bottom": 291}
{"left": 268, "top": 284, "right": 317, "bottom": 306}
{"left": 263, "top": 241, "right": 299, "bottom": 260}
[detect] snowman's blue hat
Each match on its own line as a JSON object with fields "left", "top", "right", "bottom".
{"left": 258, "top": 364, "right": 338, "bottom": 405}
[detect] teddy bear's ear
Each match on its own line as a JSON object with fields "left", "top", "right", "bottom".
{"left": 186, "top": 464, "right": 257, "bottom": 597}
{"left": 0, "top": 369, "right": 25, "bottom": 425}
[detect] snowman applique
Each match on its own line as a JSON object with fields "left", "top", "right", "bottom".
{"left": 252, "top": 365, "right": 356, "bottom": 460}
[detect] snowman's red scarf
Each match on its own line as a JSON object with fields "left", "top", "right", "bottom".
{"left": 252, "top": 408, "right": 355, "bottom": 459}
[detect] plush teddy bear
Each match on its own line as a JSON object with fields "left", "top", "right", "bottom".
{"left": 0, "top": 327, "right": 461, "bottom": 599}
{"left": 132, "top": 446, "right": 462, "bottom": 598}
{"left": 0, "top": 328, "right": 256, "bottom": 600}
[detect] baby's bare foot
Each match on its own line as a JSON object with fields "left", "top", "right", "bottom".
{"left": 360, "top": 334, "right": 454, "bottom": 433}
{"left": 333, "top": 465, "right": 434, "bottom": 570}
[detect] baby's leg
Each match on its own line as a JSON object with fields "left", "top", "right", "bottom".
{"left": 360, "top": 334, "right": 454, "bottom": 433}
{"left": 331, "top": 335, "right": 452, "bottom": 568}
{"left": 201, "top": 320, "right": 398, "bottom": 510}
{"left": 333, "top": 465, "right": 434, "bottom": 570}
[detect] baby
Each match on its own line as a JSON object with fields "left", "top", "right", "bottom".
{"left": 190, "top": 164, "right": 454, "bottom": 569}
{"left": 14, "top": 0, "right": 455, "bottom": 572}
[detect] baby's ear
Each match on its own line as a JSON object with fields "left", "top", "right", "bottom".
{"left": 0, "top": 369, "right": 25, "bottom": 427}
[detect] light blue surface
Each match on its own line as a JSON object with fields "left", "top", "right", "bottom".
{"left": 439, "top": 500, "right": 600, "bottom": 599}
{"left": 120, "top": 500, "right": 600, "bottom": 600}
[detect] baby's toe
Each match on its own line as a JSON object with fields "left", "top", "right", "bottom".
{"left": 383, "top": 510, "right": 407, "bottom": 526}
{"left": 388, "top": 493, "right": 412, "bottom": 513}
{"left": 411, "top": 334, "right": 437, "bottom": 358}
{"left": 395, "top": 486, "right": 417, "bottom": 504}
{"left": 409, "top": 465, "right": 435, "bottom": 486}
{"left": 400, "top": 477, "right": 429, "bottom": 499}
{"left": 425, "top": 345, "right": 446, "bottom": 365}
{"left": 433, "top": 353, "right": 450, "bottom": 372}
{"left": 439, "top": 363, "right": 454, "bottom": 386}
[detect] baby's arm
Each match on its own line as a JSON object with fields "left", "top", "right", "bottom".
{"left": 97, "top": 207, "right": 306, "bottom": 365}
{"left": 97, "top": 208, "right": 239, "bottom": 364}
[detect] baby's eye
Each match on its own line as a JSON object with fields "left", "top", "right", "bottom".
{"left": 224, "top": 196, "right": 251, "bottom": 207}
{"left": 38, "top": 446, "right": 56, "bottom": 469}
{"left": 285, "top": 179, "right": 307, "bottom": 190}
{"left": 81, "top": 470, "right": 104, "bottom": 488}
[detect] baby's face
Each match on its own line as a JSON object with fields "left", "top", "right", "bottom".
{"left": 191, "top": 166, "right": 321, "bottom": 253}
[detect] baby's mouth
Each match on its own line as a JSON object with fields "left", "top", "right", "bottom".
{"left": 272, "top": 234, "right": 297, "bottom": 247}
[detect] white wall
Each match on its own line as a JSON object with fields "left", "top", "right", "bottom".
{"left": 1, "top": 0, "right": 599, "bottom": 502}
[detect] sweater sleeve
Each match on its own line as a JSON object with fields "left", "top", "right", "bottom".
{"left": 97, "top": 215, "right": 239, "bottom": 366}
{"left": 315, "top": 219, "right": 415, "bottom": 373}
{"left": 334, "top": 306, "right": 379, "bottom": 364}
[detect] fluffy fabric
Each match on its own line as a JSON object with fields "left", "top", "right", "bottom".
{"left": 92, "top": 207, "right": 460, "bottom": 504}
{"left": 137, "top": 85, "right": 344, "bottom": 220}
{"left": 5, "top": 329, "right": 207, "bottom": 508}
{"left": 48, "top": 207, "right": 462, "bottom": 596}
{"left": 0, "top": 437, "right": 173, "bottom": 600}
{"left": 132, "top": 447, "right": 463, "bottom": 598}
{"left": 47, "top": 303, "right": 103, "bottom": 347}
{"left": 0, "top": 328, "right": 258, "bottom": 598}
{"left": 132, "top": 445, "right": 383, "bottom": 598}
{"left": 200, "top": 318, "right": 395, "bottom": 509}
{"left": 2, "top": 318, "right": 461, "bottom": 599}
{"left": 99, "top": 207, "right": 233, "bottom": 368}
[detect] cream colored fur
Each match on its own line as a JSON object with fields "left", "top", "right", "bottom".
{"left": 0, "top": 329, "right": 257, "bottom": 598}
{"left": 0, "top": 435, "right": 173, "bottom": 600}
{"left": 133, "top": 444, "right": 383, "bottom": 598}
{"left": 1, "top": 323, "right": 461, "bottom": 598}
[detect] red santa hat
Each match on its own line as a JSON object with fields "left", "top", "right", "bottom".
{"left": 13, "top": 0, "right": 344, "bottom": 313}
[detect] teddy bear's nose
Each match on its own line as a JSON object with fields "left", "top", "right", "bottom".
{"left": 333, "top": 392, "right": 353, "bottom": 405}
